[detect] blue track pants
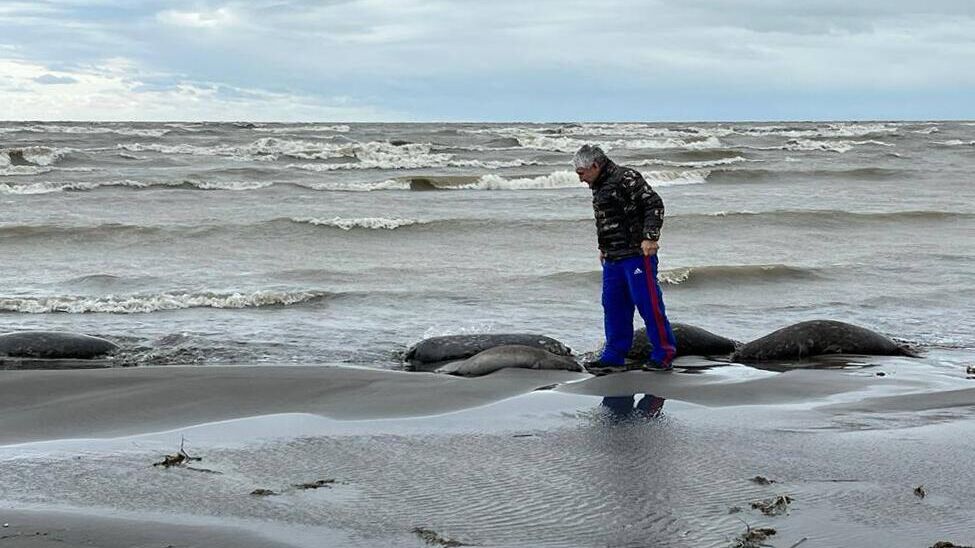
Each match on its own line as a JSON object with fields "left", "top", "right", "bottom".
{"left": 599, "top": 254, "right": 677, "bottom": 366}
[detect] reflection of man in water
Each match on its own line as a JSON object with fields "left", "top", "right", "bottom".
{"left": 601, "top": 395, "right": 666, "bottom": 419}
{"left": 574, "top": 144, "right": 677, "bottom": 373}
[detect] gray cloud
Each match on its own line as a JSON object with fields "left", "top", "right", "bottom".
{"left": 1, "top": 0, "right": 973, "bottom": 120}
{"left": 33, "top": 73, "right": 78, "bottom": 85}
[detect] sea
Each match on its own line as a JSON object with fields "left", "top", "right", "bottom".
{"left": 1, "top": 121, "right": 973, "bottom": 368}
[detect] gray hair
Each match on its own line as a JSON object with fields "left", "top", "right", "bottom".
{"left": 572, "top": 144, "right": 607, "bottom": 169}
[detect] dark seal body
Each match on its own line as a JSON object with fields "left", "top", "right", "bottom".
{"left": 604, "top": 323, "right": 739, "bottom": 361}
{"left": 0, "top": 331, "right": 118, "bottom": 359}
{"left": 732, "top": 320, "right": 912, "bottom": 363}
{"left": 405, "top": 334, "right": 572, "bottom": 372}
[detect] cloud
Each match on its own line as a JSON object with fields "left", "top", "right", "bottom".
{"left": 33, "top": 73, "right": 78, "bottom": 85}
{"left": 0, "top": 0, "right": 973, "bottom": 120}
{"left": 0, "top": 58, "right": 399, "bottom": 121}
{"left": 156, "top": 7, "right": 238, "bottom": 29}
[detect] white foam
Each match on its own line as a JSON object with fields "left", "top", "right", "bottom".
{"left": 0, "top": 179, "right": 273, "bottom": 194}
{"left": 0, "top": 124, "right": 168, "bottom": 137}
{"left": 254, "top": 124, "right": 351, "bottom": 133}
{"left": 0, "top": 166, "right": 54, "bottom": 177}
{"left": 912, "top": 127, "right": 940, "bottom": 134}
{"left": 0, "top": 146, "right": 72, "bottom": 167}
{"left": 933, "top": 140, "right": 975, "bottom": 147}
{"left": 460, "top": 171, "right": 580, "bottom": 190}
{"left": 631, "top": 156, "right": 750, "bottom": 168}
{"left": 295, "top": 179, "right": 412, "bottom": 192}
{"left": 735, "top": 123, "right": 900, "bottom": 139}
{"left": 0, "top": 290, "right": 329, "bottom": 314}
{"left": 754, "top": 139, "right": 895, "bottom": 153}
{"left": 291, "top": 217, "right": 424, "bottom": 230}
{"left": 642, "top": 170, "right": 711, "bottom": 187}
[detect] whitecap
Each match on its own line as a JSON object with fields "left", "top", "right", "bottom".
{"left": 0, "top": 290, "right": 330, "bottom": 314}
{"left": 291, "top": 217, "right": 424, "bottom": 230}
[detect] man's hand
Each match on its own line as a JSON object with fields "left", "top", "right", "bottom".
{"left": 641, "top": 239, "right": 659, "bottom": 256}
{"left": 598, "top": 249, "right": 605, "bottom": 263}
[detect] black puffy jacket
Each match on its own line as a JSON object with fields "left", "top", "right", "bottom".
{"left": 590, "top": 160, "right": 665, "bottom": 260}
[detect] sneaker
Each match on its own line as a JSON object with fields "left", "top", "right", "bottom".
{"left": 583, "top": 359, "right": 627, "bottom": 376}
{"left": 642, "top": 360, "right": 673, "bottom": 372}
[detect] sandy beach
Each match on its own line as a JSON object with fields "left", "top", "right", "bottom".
{"left": 3, "top": 359, "right": 975, "bottom": 547}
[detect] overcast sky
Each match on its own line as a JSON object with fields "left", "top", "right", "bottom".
{"left": 1, "top": 0, "right": 973, "bottom": 121}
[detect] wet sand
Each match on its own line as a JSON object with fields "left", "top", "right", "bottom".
{"left": 0, "top": 508, "right": 302, "bottom": 548}
{"left": 3, "top": 360, "right": 975, "bottom": 547}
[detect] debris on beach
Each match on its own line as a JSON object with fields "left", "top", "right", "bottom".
{"left": 250, "top": 488, "right": 277, "bottom": 497}
{"left": 730, "top": 524, "right": 777, "bottom": 548}
{"left": 931, "top": 542, "right": 974, "bottom": 548}
{"left": 728, "top": 506, "right": 743, "bottom": 514}
{"left": 411, "top": 527, "right": 468, "bottom": 547}
{"left": 293, "top": 479, "right": 337, "bottom": 490}
{"left": 750, "top": 495, "right": 793, "bottom": 516}
{"left": 966, "top": 364, "right": 975, "bottom": 379}
{"left": 750, "top": 476, "right": 776, "bottom": 486}
{"left": 152, "top": 437, "right": 202, "bottom": 468}
{"left": 915, "top": 485, "right": 927, "bottom": 499}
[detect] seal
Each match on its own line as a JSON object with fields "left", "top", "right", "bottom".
{"left": 434, "top": 345, "right": 583, "bottom": 377}
{"left": 732, "top": 320, "right": 916, "bottom": 363}
{"left": 0, "top": 331, "right": 119, "bottom": 359}
{"left": 599, "top": 322, "right": 740, "bottom": 362}
{"left": 405, "top": 333, "right": 572, "bottom": 372}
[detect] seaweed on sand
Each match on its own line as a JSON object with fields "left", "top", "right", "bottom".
{"left": 730, "top": 523, "right": 777, "bottom": 548}
{"left": 750, "top": 495, "right": 793, "bottom": 516}
{"left": 411, "top": 527, "right": 469, "bottom": 547}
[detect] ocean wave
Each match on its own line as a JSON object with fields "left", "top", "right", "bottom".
{"left": 630, "top": 156, "right": 752, "bottom": 168}
{"left": 0, "top": 179, "right": 274, "bottom": 194}
{"left": 0, "top": 124, "right": 168, "bottom": 137}
{"left": 535, "top": 264, "right": 822, "bottom": 288}
{"left": 292, "top": 179, "right": 413, "bottom": 192}
{"left": 289, "top": 217, "right": 426, "bottom": 230}
{"left": 0, "top": 146, "right": 73, "bottom": 167}
{"left": 254, "top": 124, "right": 351, "bottom": 133}
{"left": 732, "top": 123, "right": 900, "bottom": 139}
{"left": 118, "top": 138, "right": 536, "bottom": 170}
{"left": 912, "top": 127, "right": 940, "bottom": 134}
{"left": 707, "top": 166, "right": 905, "bottom": 184}
{"left": 658, "top": 264, "right": 822, "bottom": 287}
{"left": 456, "top": 171, "right": 580, "bottom": 190}
{"left": 515, "top": 133, "right": 723, "bottom": 153}
{"left": 0, "top": 290, "right": 332, "bottom": 314}
{"left": 932, "top": 140, "right": 975, "bottom": 147}
{"left": 673, "top": 209, "right": 973, "bottom": 225}
{"left": 749, "top": 139, "right": 894, "bottom": 153}
{"left": 463, "top": 122, "right": 901, "bottom": 142}
{"left": 286, "top": 157, "right": 537, "bottom": 171}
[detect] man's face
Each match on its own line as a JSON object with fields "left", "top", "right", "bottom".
{"left": 575, "top": 163, "right": 601, "bottom": 185}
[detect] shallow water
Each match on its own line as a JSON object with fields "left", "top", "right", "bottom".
{"left": 3, "top": 385, "right": 975, "bottom": 548}
{"left": 2, "top": 121, "right": 974, "bottom": 368}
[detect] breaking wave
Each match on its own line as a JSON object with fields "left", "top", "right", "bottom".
{"left": 658, "top": 264, "right": 823, "bottom": 287}
{"left": 0, "top": 146, "right": 72, "bottom": 167}
{"left": 0, "top": 124, "right": 169, "bottom": 137}
{"left": 254, "top": 124, "right": 351, "bottom": 133}
{"left": 0, "top": 179, "right": 274, "bottom": 194}
{"left": 630, "top": 156, "right": 752, "bottom": 168}
{"left": 932, "top": 140, "right": 975, "bottom": 147}
{"left": 674, "top": 209, "right": 973, "bottom": 225}
{"left": 289, "top": 217, "right": 426, "bottom": 230}
{"left": 750, "top": 139, "right": 895, "bottom": 153}
{"left": 119, "top": 138, "right": 539, "bottom": 170}
{"left": 462, "top": 122, "right": 901, "bottom": 143}
{"left": 536, "top": 264, "right": 823, "bottom": 288}
{"left": 0, "top": 290, "right": 333, "bottom": 314}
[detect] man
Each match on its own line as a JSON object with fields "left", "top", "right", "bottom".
{"left": 574, "top": 144, "right": 677, "bottom": 373}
